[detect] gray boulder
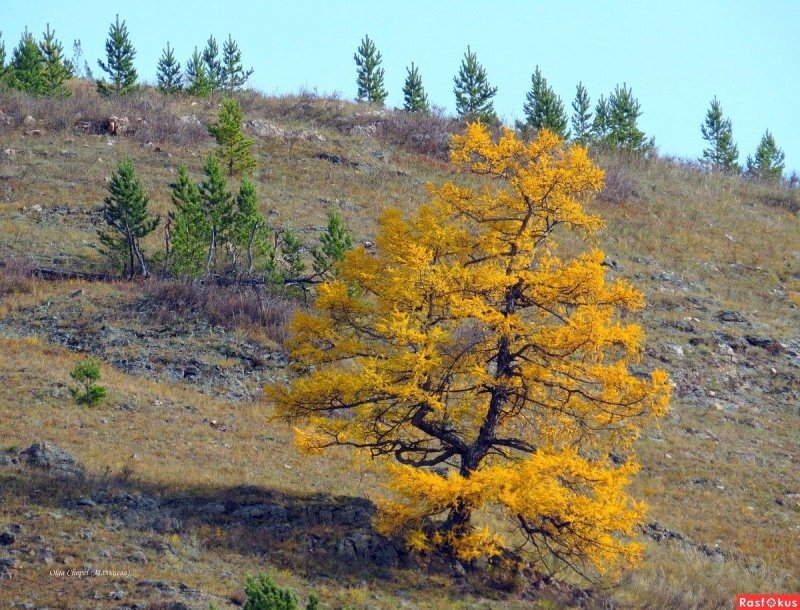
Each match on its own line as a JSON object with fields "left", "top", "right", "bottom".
{"left": 20, "top": 442, "right": 84, "bottom": 478}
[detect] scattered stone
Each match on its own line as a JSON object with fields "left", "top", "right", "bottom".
{"left": 642, "top": 521, "right": 685, "bottom": 543}
{"left": 23, "top": 115, "right": 36, "bottom": 126}
{"left": 39, "top": 547, "right": 55, "bottom": 564}
{"left": 667, "top": 319, "right": 697, "bottom": 333}
{"left": 717, "top": 310, "right": 747, "bottom": 323}
{"left": 177, "top": 114, "right": 202, "bottom": 128}
{"left": 0, "top": 531, "right": 15, "bottom": 546}
{"left": 137, "top": 579, "right": 176, "bottom": 593}
{"left": 128, "top": 551, "right": 148, "bottom": 564}
{"left": 20, "top": 442, "right": 85, "bottom": 479}
{"left": 106, "top": 116, "right": 130, "bottom": 136}
{"left": 247, "top": 120, "right": 285, "bottom": 138}
{"left": 109, "top": 590, "right": 126, "bottom": 600}
{"left": 336, "top": 530, "right": 400, "bottom": 567}
{"left": 666, "top": 343, "right": 685, "bottom": 358}
{"left": 231, "top": 503, "right": 288, "bottom": 521}
{"left": 700, "top": 544, "right": 727, "bottom": 562}
{"left": 745, "top": 335, "right": 784, "bottom": 353}
{"left": 316, "top": 152, "right": 361, "bottom": 169}
{"left": 30, "top": 204, "right": 43, "bottom": 213}
{"left": 198, "top": 502, "right": 227, "bottom": 516}
{"left": 351, "top": 124, "right": 377, "bottom": 136}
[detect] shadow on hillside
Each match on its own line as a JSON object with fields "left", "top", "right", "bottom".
{"left": 0, "top": 462, "right": 408, "bottom": 580}
{"left": 0, "top": 456, "right": 621, "bottom": 609}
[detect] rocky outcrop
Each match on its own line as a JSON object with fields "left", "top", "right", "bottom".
{"left": 19, "top": 442, "right": 84, "bottom": 479}
{"left": 106, "top": 116, "right": 130, "bottom": 136}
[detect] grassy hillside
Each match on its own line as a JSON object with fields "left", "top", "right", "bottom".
{"left": 1, "top": 83, "right": 799, "bottom": 609}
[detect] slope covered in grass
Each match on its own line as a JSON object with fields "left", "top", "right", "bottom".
{"left": 1, "top": 84, "right": 799, "bottom": 609}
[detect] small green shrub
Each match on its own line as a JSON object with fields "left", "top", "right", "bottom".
{"left": 69, "top": 357, "right": 107, "bottom": 406}
{"left": 228, "top": 572, "right": 322, "bottom": 610}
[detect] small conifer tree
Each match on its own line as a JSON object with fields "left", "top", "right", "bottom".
{"left": 571, "top": 82, "right": 592, "bottom": 146}
{"left": 70, "top": 39, "right": 82, "bottom": 78}
{"left": 0, "top": 32, "right": 7, "bottom": 86}
{"left": 700, "top": 97, "right": 739, "bottom": 173}
{"left": 185, "top": 47, "right": 212, "bottom": 96}
{"left": 312, "top": 208, "right": 353, "bottom": 279}
{"left": 202, "top": 35, "right": 224, "bottom": 92}
{"left": 594, "top": 84, "right": 651, "bottom": 153}
{"left": 98, "top": 157, "right": 159, "bottom": 278}
{"left": 278, "top": 227, "right": 305, "bottom": 281}
{"left": 69, "top": 358, "right": 107, "bottom": 406}
{"left": 96, "top": 15, "right": 138, "bottom": 96}
{"left": 354, "top": 35, "right": 387, "bottom": 105}
{"left": 745, "top": 130, "right": 785, "bottom": 183}
{"left": 305, "top": 595, "right": 322, "bottom": 610}
{"left": 199, "top": 156, "right": 236, "bottom": 276}
{"left": 592, "top": 94, "right": 609, "bottom": 141}
{"left": 156, "top": 42, "right": 182, "bottom": 94}
{"left": 522, "top": 66, "right": 569, "bottom": 140}
{"left": 402, "top": 62, "right": 429, "bottom": 113}
{"left": 233, "top": 177, "right": 274, "bottom": 275}
{"left": 8, "top": 29, "right": 46, "bottom": 95}
{"left": 222, "top": 35, "right": 253, "bottom": 91}
{"left": 453, "top": 46, "right": 497, "bottom": 124}
{"left": 208, "top": 97, "right": 257, "bottom": 176}
{"left": 168, "top": 164, "right": 208, "bottom": 277}
{"left": 39, "top": 24, "right": 73, "bottom": 97}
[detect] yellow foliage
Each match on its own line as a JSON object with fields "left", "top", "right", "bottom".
{"left": 267, "top": 124, "right": 670, "bottom": 581}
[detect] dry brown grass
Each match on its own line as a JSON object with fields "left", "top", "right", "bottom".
{"left": 2, "top": 85, "right": 800, "bottom": 609}
{"left": 140, "top": 279, "right": 296, "bottom": 344}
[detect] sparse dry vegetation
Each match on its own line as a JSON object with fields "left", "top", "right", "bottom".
{"left": 1, "top": 84, "right": 799, "bottom": 609}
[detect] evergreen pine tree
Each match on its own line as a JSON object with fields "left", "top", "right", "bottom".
{"left": 233, "top": 177, "right": 274, "bottom": 276}
{"left": 202, "top": 35, "right": 224, "bottom": 92}
{"left": 156, "top": 42, "right": 182, "bottom": 94}
{"left": 208, "top": 97, "right": 257, "bottom": 176}
{"left": 453, "top": 46, "right": 497, "bottom": 124}
{"left": 592, "top": 94, "right": 609, "bottom": 141}
{"left": 243, "top": 573, "right": 298, "bottom": 610}
{"left": 305, "top": 594, "right": 322, "bottom": 610}
{"left": 70, "top": 39, "right": 82, "bottom": 79}
{"left": 402, "top": 62, "right": 429, "bottom": 113}
{"left": 185, "top": 47, "right": 212, "bottom": 96}
{"left": 199, "top": 156, "right": 236, "bottom": 276}
{"left": 596, "top": 84, "right": 651, "bottom": 153}
{"left": 8, "top": 29, "right": 46, "bottom": 95}
{"left": 745, "top": 130, "right": 785, "bottom": 183}
{"left": 278, "top": 227, "right": 305, "bottom": 280}
{"left": 522, "top": 66, "right": 569, "bottom": 140}
{"left": 571, "top": 82, "right": 592, "bottom": 146}
{"left": 700, "top": 97, "right": 739, "bottom": 173}
{"left": 96, "top": 15, "right": 138, "bottom": 96}
{"left": 354, "top": 35, "right": 388, "bottom": 105}
{"left": 221, "top": 35, "right": 253, "bottom": 91}
{"left": 312, "top": 208, "right": 353, "bottom": 279}
{"left": 39, "top": 24, "right": 73, "bottom": 97}
{"left": 97, "top": 157, "right": 159, "bottom": 278}
{"left": 167, "top": 164, "right": 208, "bottom": 277}
{"left": 0, "top": 32, "right": 6, "bottom": 86}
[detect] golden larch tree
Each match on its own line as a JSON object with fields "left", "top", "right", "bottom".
{"left": 267, "top": 123, "right": 670, "bottom": 580}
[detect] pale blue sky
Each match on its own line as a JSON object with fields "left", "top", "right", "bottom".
{"left": 4, "top": 0, "right": 799, "bottom": 172}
